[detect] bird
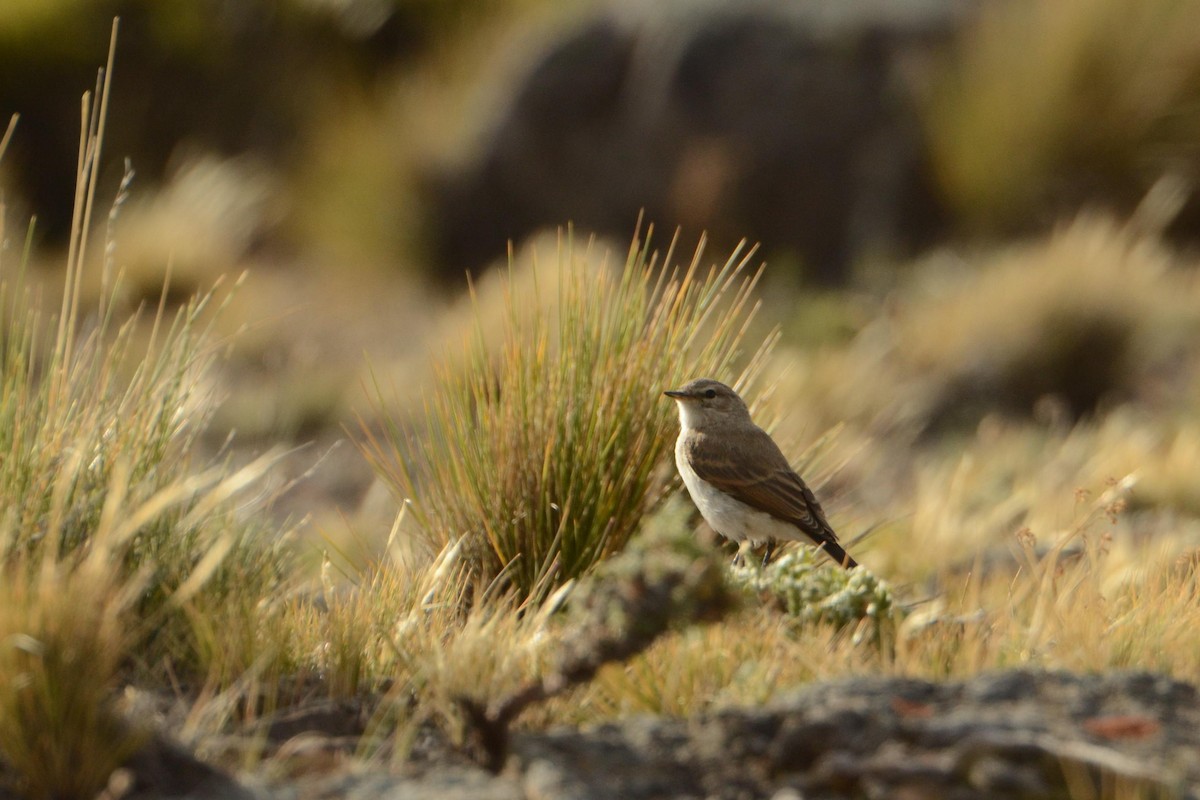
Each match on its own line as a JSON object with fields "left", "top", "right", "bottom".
{"left": 664, "top": 378, "right": 857, "bottom": 569}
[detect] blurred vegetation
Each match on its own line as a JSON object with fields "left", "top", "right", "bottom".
{"left": 7, "top": 0, "right": 1200, "bottom": 284}
{"left": 0, "top": 0, "right": 537, "bottom": 60}
{"left": 927, "top": 0, "right": 1200, "bottom": 236}
{"left": 765, "top": 216, "right": 1200, "bottom": 452}
{"left": 0, "top": 0, "right": 559, "bottom": 267}
{"left": 0, "top": 549, "right": 146, "bottom": 800}
{"left": 4, "top": 0, "right": 1200, "bottom": 792}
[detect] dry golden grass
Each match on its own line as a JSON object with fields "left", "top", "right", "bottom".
{"left": 0, "top": 538, "right": 145, "bottom": 800}
{"left": 0, "top": 31, "right": 291, "bottom": 794}
{"left": 6, "top": 10, "right": 1200, "bottom": 797}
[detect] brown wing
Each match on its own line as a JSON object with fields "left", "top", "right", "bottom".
{"left": 685, "top": 427, "right": 856, "bottom": 567}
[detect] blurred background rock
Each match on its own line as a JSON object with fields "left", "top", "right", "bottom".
{"left": 7, "top": 0, "right": 1200, "bottom": 284}
{"left": 4, "top": 0, "right": 1200, "bottom": 546}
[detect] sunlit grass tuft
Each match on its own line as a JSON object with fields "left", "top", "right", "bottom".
{"left": 0, "top": 271, "right": 294, "bottom": 790}
{"left": 776, "top": 215, "right": 1200, "bottom": 446}
{"left": 0, "top": 536, "right": 145, "bottom": 800}
{"left": 364, "top": 232, "right": 775, "bottom": 598}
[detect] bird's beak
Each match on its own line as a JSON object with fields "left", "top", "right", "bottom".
{"left": 663, "top": 389, "right": 689, "bottom": 399}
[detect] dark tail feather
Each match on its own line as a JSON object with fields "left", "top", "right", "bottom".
{"left": 818, "top": 539, "right": 858, "bottom": 570}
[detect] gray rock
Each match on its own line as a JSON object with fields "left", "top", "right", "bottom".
{"left": 231, "top": 670, "right": 1200, "bottom": 799}
{"left": 276, "top": 767, "right": 521, "bottom": 800}
{"left": 501, "top": 670, "right": 1200, "bottom": 799}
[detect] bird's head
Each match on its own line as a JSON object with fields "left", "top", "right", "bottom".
{"left": 663, "top": 378, "right": 752, "bottom": 430}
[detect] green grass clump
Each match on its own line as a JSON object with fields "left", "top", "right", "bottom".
{"left": 0, "top": 170, "right": 290, "bottom": 685}
{"left": 366, "top": 233, "right": 773, "bottom": 598}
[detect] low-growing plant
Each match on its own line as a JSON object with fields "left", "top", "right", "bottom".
{"left": 730, "top": 550, "right": 897, "bottom": 644}
{"left": 364, "top": 232, "right": 776, "bottom": 598}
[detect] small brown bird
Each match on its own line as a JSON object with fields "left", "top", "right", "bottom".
{"left": 664, "top": 378, "right": 857, "bottom": 569}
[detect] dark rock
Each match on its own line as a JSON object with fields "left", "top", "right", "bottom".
{"left": 431, "top": 0, "right": 974, "bottom": 284}
{"left": 262, "top": 699, "right": 372, "bottom": 744}
{"left": 0, "top": 0, "right": 416, "bottom": 244}
{"left": 122, "top": 733, "right": 257, "bottom": 800}
{"left": 517, "top": 719, "right": 707, "bottom": 800}
{"left": 122, "top": 669, "right": 1199, "bottom": 799}
{"left": 438, "top": 670, "right": 1192, "bottom": 799}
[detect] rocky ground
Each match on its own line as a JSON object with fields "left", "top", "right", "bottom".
{"left": 105, "top": 669, "right": 1200, "bottom": 800}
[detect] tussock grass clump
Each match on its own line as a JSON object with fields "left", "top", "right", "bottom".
{"left": 0, "top": 205, "right": 288, "bottom": 793}
{"left": 0, "top": 545, "right": 145, "bottom": 800}
{"left": 0, "top": 178, "right": 290, "bottom": 685}
{"left": 0, "top": 273, "right": 246, "bottom": 565}
{"left": 896, "top": 217, "right": 1200, "bottom": 426}
{"left": 366, "top": 233, "right": 773, "bottom": 597}
{"left": 783, "top": 216, "right": 1200, "bottom": 440}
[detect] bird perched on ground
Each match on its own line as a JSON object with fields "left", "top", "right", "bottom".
{"left": 664, "top": 378, "right": 857, "bottom": 569}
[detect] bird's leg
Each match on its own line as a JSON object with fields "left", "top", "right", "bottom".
{"left": 762, "top": 540, "right": 778, "bottom": 568}
{"left": 732, "top": 540, "right": 752, "bottom": 567}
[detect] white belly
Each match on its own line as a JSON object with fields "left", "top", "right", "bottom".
{"left": 674, "top": 435, "right": 799, "bottom": 546}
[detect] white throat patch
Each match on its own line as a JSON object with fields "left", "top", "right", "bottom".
{"left": 674, "top": 400, "right": 704, "bottom": 432}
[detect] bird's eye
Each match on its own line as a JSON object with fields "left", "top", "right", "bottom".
{"left": 704, "top": 389, "right": 717, "bottom": 399}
